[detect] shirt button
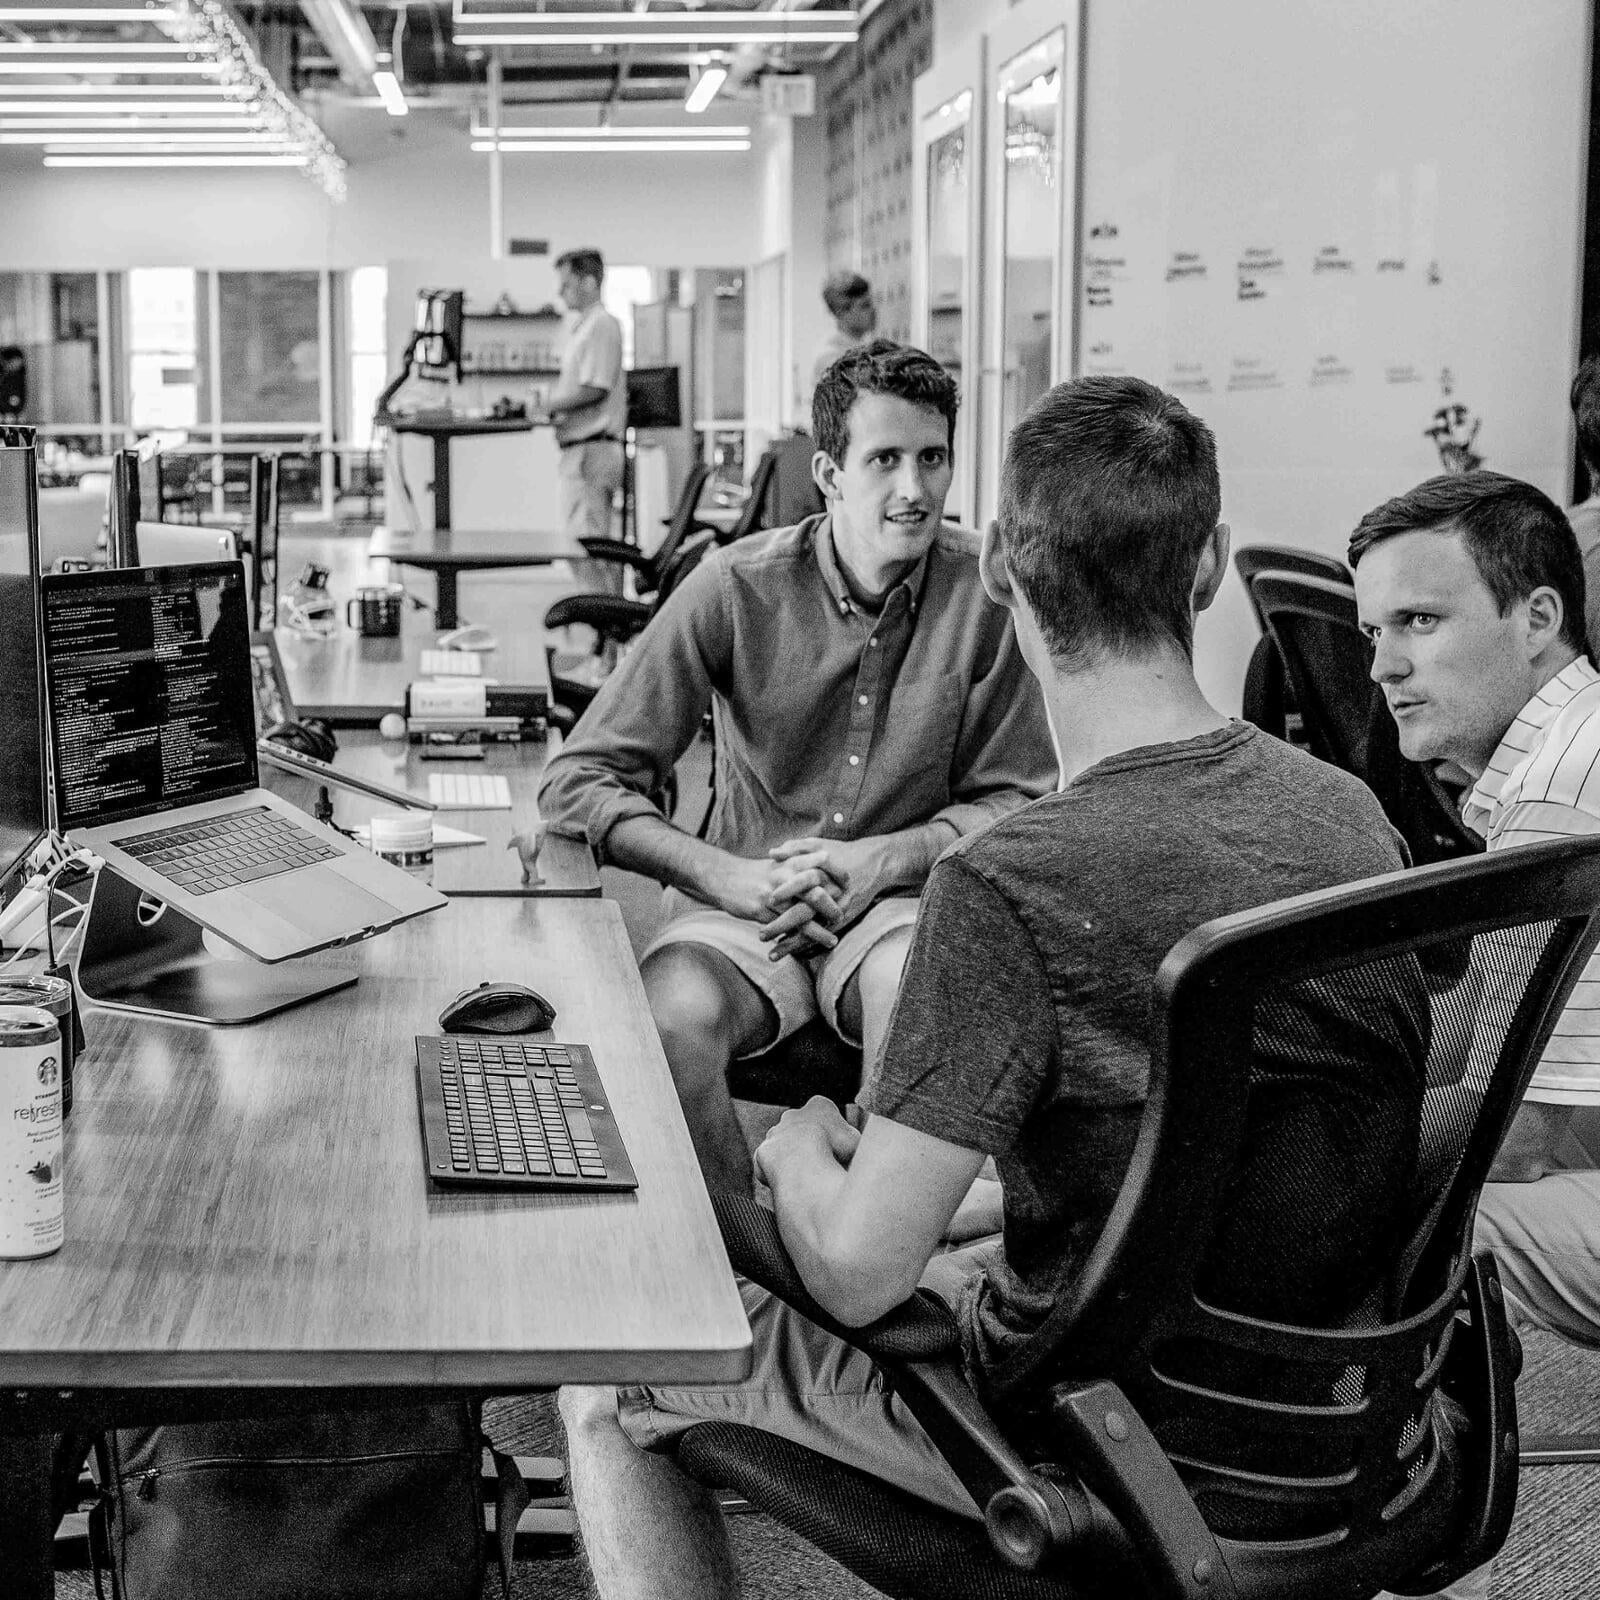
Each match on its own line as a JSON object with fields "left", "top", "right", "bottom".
{"left": 858, "top": 694, "right": 869, "bottom": 706}
{"left": 833, "top": 812, "right": 844, "bottom": 824}
{"left": 848, "top": 755, "right": 860, "bottom": 766}
{"left": 869, "top": 636, "right": 879, "bottom": 647}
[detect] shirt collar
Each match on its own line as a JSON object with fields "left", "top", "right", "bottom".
{"left": 811, "top": 513, "right": 934, "bottom": 620}
{"left": 1463, "top": 657, "right": 1600, "bottom": 828}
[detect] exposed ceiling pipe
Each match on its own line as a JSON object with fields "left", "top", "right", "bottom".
{"left": 297, "top": 0, "right": 380, "bottom": 93}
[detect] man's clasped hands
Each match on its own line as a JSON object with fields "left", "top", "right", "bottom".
{"left": 709, "top": 835, "right": 893, "bottom": 961}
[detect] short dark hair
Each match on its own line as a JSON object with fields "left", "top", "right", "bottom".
{"left": 1573, "top": 355, "right": 1600, "bottom": 481}
{"left": 997, "top": 376, "right": 1221, "bottom": 666}
{"left": 554, "top": 248, "right": 605, "bottom": 285}
{"left": 811, "top": 338, "right": 958, "bottom": 466}
{"left": 1348, "top": 471, "right": 1586, "bottom": 652}
{"left": 821, "top": 270, "right": 871, "bottom": 317}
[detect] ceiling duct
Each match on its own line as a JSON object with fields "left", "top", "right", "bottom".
{"left": 298, "top": 0, "right": 380, "bottom": 92}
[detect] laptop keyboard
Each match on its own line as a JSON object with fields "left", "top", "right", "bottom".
{"left": 415, "top": 1035, "right": 637, "bottom": 1192}
{"left": 428, "top": 772, "right": 512, "bottom": 810}
{"left": 117, "top": 805, "right": 341, "bottom": 896}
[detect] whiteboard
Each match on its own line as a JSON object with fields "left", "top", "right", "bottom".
{"left": 1067, "top": 0, "right": 1590, "bottom": 707}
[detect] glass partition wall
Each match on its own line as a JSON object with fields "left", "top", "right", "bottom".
{"left": 914, "top": 58, "right": 983, "bottom": 528}
{"left": 979, "top": 0, "right": 1082, "bottom": 525}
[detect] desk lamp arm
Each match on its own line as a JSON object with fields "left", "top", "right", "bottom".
{"left": 373, "top": 332, "right": 425, "bottom": 428}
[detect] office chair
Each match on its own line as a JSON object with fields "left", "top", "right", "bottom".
{"left": 1233, "top": 546, "right": 1353, "bottom": 742}
{"left": 674, "top": 835, "right": 1600, "bottom": 1600}
{"left": 717, "top": 445, "right": 782, "bottom": 544}
{"left": 1250, "top": 570, "right": 1482, "bottom": 864}
{"left": 572, "top": 461, "right": 714, "bottom": 599}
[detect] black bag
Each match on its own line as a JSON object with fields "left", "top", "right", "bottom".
{"left": 89, "top": 1400, "right": 507, "bottom": 1600}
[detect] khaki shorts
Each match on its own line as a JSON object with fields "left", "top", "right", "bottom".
{"left": 641, "top": 892, "right": 920, "bottom": 1055}
{"left": 618, "top": 1242, "right": 998, "bottom": 1520}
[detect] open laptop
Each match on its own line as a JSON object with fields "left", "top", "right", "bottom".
{"left": 40, "top": 560, "right": 445, "bottom": 964}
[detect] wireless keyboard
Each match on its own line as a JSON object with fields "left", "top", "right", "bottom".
{"left": 428, "top": 772, "right": 512, "bottom": 809}
{"left": 415, "top": 1034, "right": 637, "bottom": 1192}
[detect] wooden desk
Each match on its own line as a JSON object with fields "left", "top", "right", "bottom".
{"left": 270, "top": 728, "right": 600, "bottom": 897}
{"left": 0, "top": 897, "right": 749, "bottom": 1595}
{"left": 370, "top": 524, "right": 575, "bottom": 630}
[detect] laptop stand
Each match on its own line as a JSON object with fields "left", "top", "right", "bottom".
{"left": 75, "top": 868, "right": 356, "bottom": 1026}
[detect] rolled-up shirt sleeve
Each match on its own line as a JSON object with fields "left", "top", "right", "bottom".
{"left": 932, "top": 616, "right": 1056, "bottom": 838}
{"left": 537, "top": 554, "right": 731, "bottom": 857}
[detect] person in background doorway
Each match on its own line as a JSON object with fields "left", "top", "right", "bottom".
{"left": 804, "top": 270, "right": 877, "bottom": 416}
{"left": 547, "top": 248, "right": 628, "bottom": 567}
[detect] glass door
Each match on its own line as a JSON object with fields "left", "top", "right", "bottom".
{"left": 913, "top": 45, "right": 984, "bottom": 530}
{"left": 981, "top": 0, "right": 1082, "bottom": 525}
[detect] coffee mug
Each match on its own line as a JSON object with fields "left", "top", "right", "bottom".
{"left": 347, "top": 585, "right": 404, "bottom": 637}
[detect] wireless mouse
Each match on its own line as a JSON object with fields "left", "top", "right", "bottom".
{"left": 438, "top": 981, "right": 556, "bottom": 1035}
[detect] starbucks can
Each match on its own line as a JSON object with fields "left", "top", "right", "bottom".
{"left": 0, "top": 1005, "right": 64, "bottom": 1259}
{"left": 0, "top": 975, "right": 75, "bottom": 1117}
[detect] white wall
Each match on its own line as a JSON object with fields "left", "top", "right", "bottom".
{"left": 0, "top": 104, "right": 765, "bottom": 271}
{"left": 924, "top": 0, "right": 1590, "bottom": 714}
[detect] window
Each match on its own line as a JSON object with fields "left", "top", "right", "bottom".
{"left": 127, "top": 268, "right": 198, "bottom": 430}
{"left": 347, "top": 266, "right": 387, "bottom": 450}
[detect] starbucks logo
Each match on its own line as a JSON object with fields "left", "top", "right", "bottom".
{"left": 36, "top": 1056, "right": 58, "bottom": 1088}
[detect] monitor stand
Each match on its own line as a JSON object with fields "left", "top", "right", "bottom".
{"left": 74, "top": 868, "right": 356, "bottom": 1026}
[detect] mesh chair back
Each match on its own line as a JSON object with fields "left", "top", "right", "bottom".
{"left": 648, "top": 462, "right": 712, "bottom": 585}
{"left": 1233, "top": 544, "right": 1352, "bottom": 635}
{"left": 722, "top": 448, "right": 781, "bottom": 543}
{"left": 1006, "top": 839, "right": 1600, "bottom": 1582}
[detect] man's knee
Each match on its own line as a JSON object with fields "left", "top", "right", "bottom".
{"left": 643, "top": 945, "right": 771, "bottom": 1081}
{"left": 840, "top": 923, "right": 915, "bottom": 1040}
{"left": 559, "top": 1383, "right": 622, "bottom": 1441}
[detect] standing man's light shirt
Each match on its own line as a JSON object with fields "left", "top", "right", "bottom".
{"left": 555, "top": 301, "right": 626, "bottom": 445}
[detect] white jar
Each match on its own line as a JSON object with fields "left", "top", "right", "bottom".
{"left": 369, "top": 812, "right": 435, "bottom": 883}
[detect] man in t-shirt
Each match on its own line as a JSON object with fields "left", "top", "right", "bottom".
{"left": 803, "top": 269, "right": 877, "bottom": 416}
{"left": 1352, "top": 470, "right": 1600, "bottom": 1347}
{"left": 558, "top": 375, "right": 1418, "bottom": 1599}
{"left": 546, "top": 247, "right": 627, "bottom": 554}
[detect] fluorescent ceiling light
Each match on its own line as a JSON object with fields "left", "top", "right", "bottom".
{"left": 0, "top": 83, "right": 250, "bottom": 96}
{"left": 451, "top": 8, "right": 858, "bottom": 46}
{"left": 685, "top": 65, "right": 727, "bottom": 115}
{"left": 0, "top": 59, "right": 224, "bottom": 73}
{"left": 0, "top": 4, "right": 177, "bottom": 16}
{"left": 471, "top": 138, "right": 749, "bottom": 153}
{"left": 468, "top": 120, "right": 748, "bottom": 138}
{"left": 44, "top": 153, "right": 306, "bottom": 167}
{"left": 372, "top": 67, "right": 407, "bottom": 116}
{"left": 6, "top": 129, "right": 287, "bottom": 144}
{"left": 0, "top": 116, "right": 267, "bottom": 129}
{"left": 0, "top": 103, "right": 254, "bottom": 116}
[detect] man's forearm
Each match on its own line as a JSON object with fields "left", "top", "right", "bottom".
{"left": 546, "top": 381, "right": 607, "bottom": 418}
{"left": 605, "top": 813, "right": 740, "bottom": 902}
{"left": 761, "top": 1136, "right": 882, "bottom": 1324}
{"left": 870, "top": 819, "right": 959, "bottom": 892}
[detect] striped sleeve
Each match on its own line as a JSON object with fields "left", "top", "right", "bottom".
{"left": 1491, "top": 698, "right": 1600, "bottom": 1103}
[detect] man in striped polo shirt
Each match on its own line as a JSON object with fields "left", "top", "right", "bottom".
{"left": 1352, "top": 470, "right": 1600, "bottom": 1348}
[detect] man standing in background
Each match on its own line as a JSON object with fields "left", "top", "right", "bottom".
{"left": 1566, "top": 355, "right": 1600, "bottom": 658}
{"left": 546, "top": 248, "right": 628, "bottom": 559}
{"left": 805, "top": 270, "right": 877, "bottom": 414}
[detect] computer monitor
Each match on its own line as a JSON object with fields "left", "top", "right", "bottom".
{"left": 626, "top": 366, "right": 683, "bottom": 431}
{"left": 135, "top": 521, "right": 236, "bottom": 567}
{"left": 136, "top": 445, "right": 163, "bottom": 525}
{"left": 107, "top": 447, "right": 141, "bottom": 568}
{"left": 248, "top": 453, "right": 280, "bottom": 631}
{"left": 414, "top": 289, "right": 464, "bottom": 382}
{"left": 0, "top": 427, "right": 47, "bottom": 914}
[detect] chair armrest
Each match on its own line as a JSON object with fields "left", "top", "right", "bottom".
{"left": 543, "top": 594, "right": 651, "bottom": 638}
{"left": 577, "top": 537, "right": 651, "bottom": 571}
{"left": 710, "top": 1190, "right": 959, "bottom": 1361}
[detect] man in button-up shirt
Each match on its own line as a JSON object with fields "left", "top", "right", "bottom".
{"left": 539, "top": 341, "right": 1054, "bottom": 1189}
{"left": 1354, "top": 471, "right": 1600, "bottom": 1355}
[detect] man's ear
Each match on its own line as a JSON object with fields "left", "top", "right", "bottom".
{"left": 812, "top": 449, "right": 842, "bottom": 503}
{"left": 1524, "top": 584, "right": 1567, "bottom": 658}
{"left": 978, "top": 520, "right": 1015, "bottom": 607}
{"left": 1192, "top": 521, "right": 1231, "bottom": 615}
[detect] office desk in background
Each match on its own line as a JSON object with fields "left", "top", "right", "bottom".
{"left": 0, "top": 897, "right": 751, "bottom": 1597}
{"left": 272, "top": 729, "right": 599, "bottom": 897}
{"left": 369, "top": 523, "right": 575, "bottom": 631}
